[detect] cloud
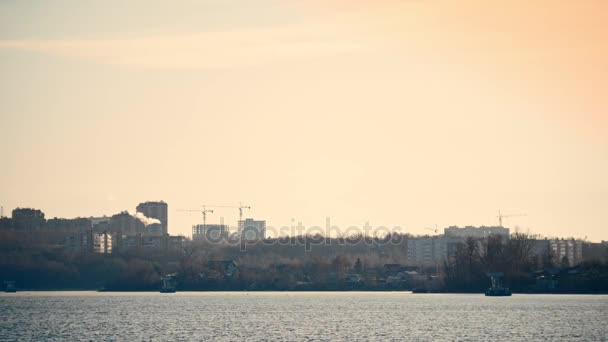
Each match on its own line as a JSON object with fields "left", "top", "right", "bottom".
{"left": 0, "top": 26, "right": 361, "bottom": 69}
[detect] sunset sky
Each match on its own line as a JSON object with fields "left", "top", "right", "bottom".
{"left": 1, "top": 0, "right": 606, "bottom": 240}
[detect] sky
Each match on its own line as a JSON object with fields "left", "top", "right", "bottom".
{"left": 0, "top": 0, "right": 606, "bottom": 241}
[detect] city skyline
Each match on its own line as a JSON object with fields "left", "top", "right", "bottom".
{"left": 0, "top": 202, "right": 603, "bottom": 243}
{"left": 1, "top": 1, "right": 607, "bottom": 241}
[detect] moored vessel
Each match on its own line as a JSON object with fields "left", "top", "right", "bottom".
{"left": 485, "top": 272, "right": 512, "bottom": 297}
{"left": 160, "top": 274, "right": 177, "bottom": 293}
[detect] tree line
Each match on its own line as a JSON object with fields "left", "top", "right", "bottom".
{"left": 1, "top": 230, "right": 607, "bottom": 292}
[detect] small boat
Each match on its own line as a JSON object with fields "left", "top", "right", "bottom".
{"left": 160, "top": 287, "right": 176, "bottom": 293}
{"left": 485, "top": 272, "right": 511, "bottom": 297}
{"left": 412, "top": 288, "right": 429, "bottom": 294}
{"left": 485, "top": 287, "right": 512, "bottom": 296}
{"left": 160, "top": 274, "right": 177, "bottom": 293}
{"left": 4, "top": 281, "right": 17, "bottom": 293}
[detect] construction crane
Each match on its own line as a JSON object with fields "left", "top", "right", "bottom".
{"left": 497, "top": 210, "right": 526, "bottom": 227}
{"left": 207, "top": 203, "right": 252, "bottom": 222}
{"left": 178, "top": 206, "right": 214, "bottom": 227}
{"left": 424, "top": 225, "right": 439, "bottom": 234}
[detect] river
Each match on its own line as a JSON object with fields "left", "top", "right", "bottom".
{"left": 1, "top": 292, "right": 606, "bottom": 341}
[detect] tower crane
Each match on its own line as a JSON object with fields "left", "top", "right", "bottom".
{"left": 424, "top": 225, "right": 439, "bottom": 234}
{"left": 178, "top": 206, "right": 214, "bottom": 227}
{"left": 207, "top": 203, "right": 252, "bottom": 222}
{"left": 497, "top": 210, "right": 526, "bottom": 227}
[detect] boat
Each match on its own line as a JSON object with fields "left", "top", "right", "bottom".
{"left": 4, "top": 281, "right": 17, "bottom": 293}
{"left": 412, "top": 288, "right": 429, "bottom": 294}
{"left": 160, "top": 274, "right": 177, "bottom": 293}
{"left": 485, "top": 287, "right": 511, "bottom": 296}
{"left": 485, "top": 272, "right": 512, "bottom": 297}
{"left": 160, "top": 287, "right": 176, "bottom": 293}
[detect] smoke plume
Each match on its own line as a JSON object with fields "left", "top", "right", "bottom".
{"left": 134, "top": 212, "right": 161, "bottom": 226}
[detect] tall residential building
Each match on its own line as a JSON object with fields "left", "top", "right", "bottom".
{"left": 549, "top": 238, "right": 583, "bottom": 266}
{"left": 444, "top": 226, "right": 510, "bottom": 239}
{"left": 136, "top": 201, "right": 168, "bottom": 235}
{"left": 192, "top": 224, "right": 229, "bottom": 240}
{"left": 90, "top": 216, "right": 111, "bottom": 233}
{"left": 110, "top": 211, "right": 145, "bottom": 236}
{"left": 406, "top": 236, "right": 447, "bottom": 265}
{"left": 92, "top": 232, "right": 112, "bottom": 254}
{"left": 66, "top": 231, "right": 113, "bottom": 253}
{"left": 238, "top": 218, "right": 266, "bottom": 240}
{"left": 582, "top": 242, "right": 608, "bottom": 263}
{"left": 46, "top": 217, "right": 92, "bottom": 234}
{"left": 146, "top": 223, "right": 163, "bottom": 237}
{"left": 406, "top": 236, "right": 464, "bottom": 265}
{"left": 12, "top": 208, "right": 46, "bottom": 230}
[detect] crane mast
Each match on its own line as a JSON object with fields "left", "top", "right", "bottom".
{"left": 207, "top": 203, "right": 251, "bottom": 222}
{"left": 177, "top": 206, "right": 214, "bottom": 238}
{"left": 201, "top": 206, "right": 214, "bottom": 227}
{"left": 179, "top": 203, "right": 252, "bottom": 237}
{"left": 497, "top": 210, "right": 526, "bottom": 227}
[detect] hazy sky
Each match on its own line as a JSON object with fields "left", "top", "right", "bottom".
{"left": 1, "top": 0, "right": 606, "bottom": 241}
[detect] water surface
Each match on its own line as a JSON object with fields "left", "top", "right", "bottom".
{"left": 1, "top": 292, "right": 606, "bottom": 341}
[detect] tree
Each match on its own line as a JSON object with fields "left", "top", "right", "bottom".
{"left": 354, "top": 258, "right": 363, "bottom": 273}
{"left": 561, "top": 256, "right": 570, "bottom": 269}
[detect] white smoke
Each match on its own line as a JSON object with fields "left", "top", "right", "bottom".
{"left": 134, "top": 212, "right": 161, "bottom": 226}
